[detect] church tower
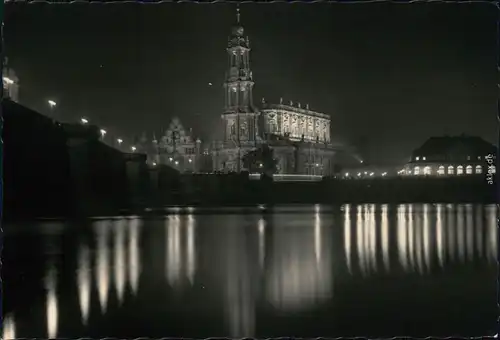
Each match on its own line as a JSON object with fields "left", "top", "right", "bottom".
{"left": 222, "top": 6, "right": 259, "bottom": 144}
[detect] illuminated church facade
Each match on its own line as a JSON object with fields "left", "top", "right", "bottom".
{"left": 139, "top": 8, "right": 339, "bottom": 176}
{"left": 211, "top": 8, "right": 339, "bottom": 175}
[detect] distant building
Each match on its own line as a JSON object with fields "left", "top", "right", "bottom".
{"left": 211, "top": 8, "right": 340, "bottom": 175}
{"left": 2, "top": 57, "right": 19, "bottom": 102}
{"left": 401, "top": 135, "right": 497, "bottom": 176}
{"left": 138, "top": 117, "right": 202, "bottom": 173}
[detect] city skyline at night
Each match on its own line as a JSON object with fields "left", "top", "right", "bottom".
{"left": 4, "top": 2, "right": 497, "bottom": 166}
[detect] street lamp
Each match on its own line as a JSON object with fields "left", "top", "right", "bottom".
{"left": 2, "top": 77, "right": 13, "bottom": 85}
{"left": 48, "top": 100, "right": 57, "bottom": 118}
{"left": 80, "top": 117, "right": 89, "bottom": 124}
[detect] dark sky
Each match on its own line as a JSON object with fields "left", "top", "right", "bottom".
{"left": 4, "top": 2, "right": 497, "bottom": 165}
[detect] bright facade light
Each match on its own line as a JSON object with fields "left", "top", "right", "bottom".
{"left": 80, "top": 118, "right": 89, "bottom": 124}
{"left": 131, "top": 146, "right": 136, "bottom": 152}
{"left": 174, "top": 161, "right": 179, "bottom": 165}
{"left": 369, "top": 172, "right": 374, "bottom": 176}
{"left": 169, "top": 157, "right": 173, "bottom": 162}
{"left": 2, "top": 77, "right": 13, "bottom": 85}
{"left": 48, "top": 100, "right": 57, "bottom": 107}
{"left": 100, "top": 129, "right": 107, "bottom": 136}
{"left": 152, "top": 162, "right": 157, "bottom": 166}
{"left": 188, "top": 159, "right": 192, "bottom": 163}
{"left": 117, "top": 138, "right": 123, "bottom": 144}
{"left": 345, "top": 172, "right": 349, "bottom": 177}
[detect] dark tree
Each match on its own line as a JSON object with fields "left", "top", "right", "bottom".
{"left": 242, "top": 145, "right": 278, "bottom": 176}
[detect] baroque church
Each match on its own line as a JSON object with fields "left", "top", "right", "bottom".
{"left": 212, "top": 7, "right": 339, "bottom": 175}
{"left": 140, "top": 7, "right": 339, "bottom": 176}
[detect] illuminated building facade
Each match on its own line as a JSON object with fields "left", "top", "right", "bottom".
{"left": 138, "top": 117, "right": 202, "bottom": 172}
{"left": 211, "top": 8, "right": 339, "bottom": 175}
{"left": 401, "top": 135, "right": 497, "bottom": 177}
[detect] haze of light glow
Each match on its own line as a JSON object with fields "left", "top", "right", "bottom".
{"left": 77, "top": 243, "right": 91, "bottom": 325}
{"left": 45, "top": 265, "right": 59, "bottom": 339}
{"left": 186, "top": 214, "right": 196, "bottom": 285}
{"left": 166, "top": 215, "right": 182, "bottom": 286}
{"left": 95, "top": 220, "right": 110, "bottom": 313}
{"left": 114, "top": 219, "right": 127, "bottom": 304}
{"left": 258, "top": 217, "right": 266, "bottom": 270}
{"left": 2, "top": 314, "right": 16, "bottom": 340}
{"left": 128, "top": 218, "right": 141, "bottom": 295}
{"left": 343, "top": 204, "right": 352, "bottom": 274}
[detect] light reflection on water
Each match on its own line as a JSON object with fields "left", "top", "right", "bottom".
{"left": 3, "top": 204, "right": 497, "bottom": 338}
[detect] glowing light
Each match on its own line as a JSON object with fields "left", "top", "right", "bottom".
{"left": 3, "top": 76, "right": 14, "bottom": 84}
{"left": 45, "top": 265, "right": 59, "bottom": 339}
{"left": 100, "top": 129, "right": 107, "bottom": 137}
{"left": 152, "top": 162, "right": 157, "bottom": 166}
{"left": 188, "top": 158, "right": 192, "bottom": 163}
{"left": 166, "top": 215, "right": 182, "bottom": 286}
{"left": 169, "top": 157, "right": 173, "bottom": 162}
{"left": 381, "top": 205, "right": 390, "bottom": 271}
{"left": 186, "top": 214, "right": 196, "bottom": 284}
{"left": 77, "top": 244, "right": 91, "bottom": 325}
{"left": 175, "top": 160, "right": 179, "bottom": 165}
{"left": 117, "top": 138, "right": 123, "bottom": 144}
{"left": 128, "top": 218, "right": 141, "bottom": 295}
{"left": 48, "top": 100, "right": 57, "bottom": 107}
{"left": 80, "top": 118, "right": 89, "bottom": 124}
{"left": 2, "top": 314, "right": 16, "bottom": 340}
{"left": 114, "top": 220, "right": 126, "bottom": 304}
{"left": 131, "top": 146, "right": 136, "bottom": 152}
{"left": 343, "top": 204, "right": 352, "bottom": 274}
{"left": 95, "top": 221, "right": 110, "bottom": 313}
{"left": 258, "top": 218, "right": 266, "bottom": 269}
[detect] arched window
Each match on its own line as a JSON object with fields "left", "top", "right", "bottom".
{"left": 465, "top": 165, "right": 473, "bottom": 174}
{"left": 423, "top": 166, "right": 431, "bottom": 175}
{"left": 414, "top": 166, "right": 420, "bottom": 175}
{"left": 448, "top": 166, "right": 454, "bottom": 175}
{"left": 437, "top": 165, "right": 445, "bottom": 175}
{"left": 475, "top": 165, "right": 482, "bottom": 174}
{"left": 457, "top": 165, "right": 464, "bottom": 175}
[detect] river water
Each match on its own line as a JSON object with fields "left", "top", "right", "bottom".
{"left": 3, "top": 204, "right": 497, "bottom": 338}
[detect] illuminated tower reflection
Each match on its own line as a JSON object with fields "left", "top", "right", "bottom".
{"left": 45, "top": 264, "right": 58, "bottom": 339}
{"left": 77, "top": 243, "right": 91, "bottom": 325}
{"left": 2, "top": 313, "right": 16, "bottom": 340}
{"left": 266, "top": 211, "right": 333, "bottom": 312}
{"left": 165, "top": 214, "right": 197, "bottom": 286}
{"left": 128, "top": 218, "right": 142, "bottom": 295}
{"left": 95, "top": 220, "right": 110, "bottom": 313}
{"left": 113, "top": 219, "right": 127, "bottom": 304}
{"left": 344, "top": 204, "right": 497, "bottom": 276}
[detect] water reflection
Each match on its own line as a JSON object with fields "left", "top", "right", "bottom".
{"left": 45, "top": 264, "right": 58, "bottom": 339}
{"left": 114, "top": 219, "right": 126, "bottom": 304}
{"left": 2, "top": 314, "right": 16, "bottom": 340}
{"left": 95, "top": 220, "right": 110, "bottom": 313}
{"left": 128, "top": 218, "right": 141, "bottom": 295}
{"left": 5, "top": 204, "right": 497, "bottom": 338}
{"left": 165, "top": 214, "right": 197, "bottom": 286}
{"left": 77, "top": 243, "right": 91, "bottom": 325}
{"left": 345, "top": 204, "right": 498, "bottom": 275}
{"left": 266, "top": 212, "right": 333, "bottom": 312}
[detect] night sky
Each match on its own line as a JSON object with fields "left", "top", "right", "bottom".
{"left": 4, "top": 2, "right": 497, "bottom": 165}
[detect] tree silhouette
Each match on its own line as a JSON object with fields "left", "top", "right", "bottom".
{"left": 242, "top": 145, "right": 278, "bottom": 175}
